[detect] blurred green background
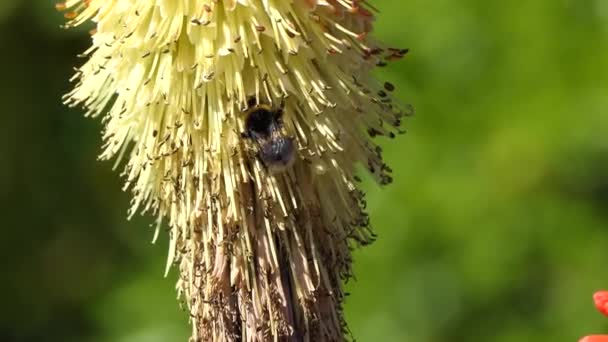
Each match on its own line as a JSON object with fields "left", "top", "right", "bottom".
{"left": 2, "top": 1, "right": 608, "bottom": 341}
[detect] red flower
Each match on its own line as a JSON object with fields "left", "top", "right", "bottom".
{"left": 594, "top": 291, "right": 608, "bottom": 317}
{"left": 579, "top": 292, "right": 608, "bottom": 342}
{"left": 579, "top": 336, "right": 608, "bottom": 342}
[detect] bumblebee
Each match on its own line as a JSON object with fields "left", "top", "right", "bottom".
{"left": 241, "top": 98, "right": 296, "bottom": 173}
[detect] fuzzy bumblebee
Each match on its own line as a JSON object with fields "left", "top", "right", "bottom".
{"left": 241, "top": 98, "right": 296, "bottom": 173}
{"left": 58, "top": 0, "right": 410, "bottom": 341}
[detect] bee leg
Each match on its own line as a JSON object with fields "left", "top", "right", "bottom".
{"left": 273, "top": 103, "right": 284, "bottom": 120}
{"left": 264, "top": 97, "right": 282, "bottom": 121}
{"left": 274, "top": 108, "right": 284, "bottom": 121}
{"left": 247, "top": 96, "right": 257, "bottom": 108}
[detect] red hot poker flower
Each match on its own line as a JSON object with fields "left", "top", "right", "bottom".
{"left": 580, "top": 336, "right": 608, "bottom": 342}
{"left": 595, "top": 291, "right": 608, "bottom": 317}
{"left": 579, "top": 291, "right": 608, "bottom": 342}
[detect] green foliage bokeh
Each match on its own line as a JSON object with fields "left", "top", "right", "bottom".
{"left": 2, "top": 1, "right": 608, "bottom": 341}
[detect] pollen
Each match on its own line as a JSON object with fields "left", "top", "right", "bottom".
{"left": 59, "top": 0, "right": 410, "bottom": 341}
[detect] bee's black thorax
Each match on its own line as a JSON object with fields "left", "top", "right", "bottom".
{"left": 244, "top": 104, "right": 276, "bottom": 137}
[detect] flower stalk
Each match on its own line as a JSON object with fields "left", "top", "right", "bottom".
{"left": 58, "top": 0, "right": 409, "bottom": 341}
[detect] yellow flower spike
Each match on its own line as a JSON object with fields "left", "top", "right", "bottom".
{"left": 58, "top": 0, "right": 410, "bottom": 340}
